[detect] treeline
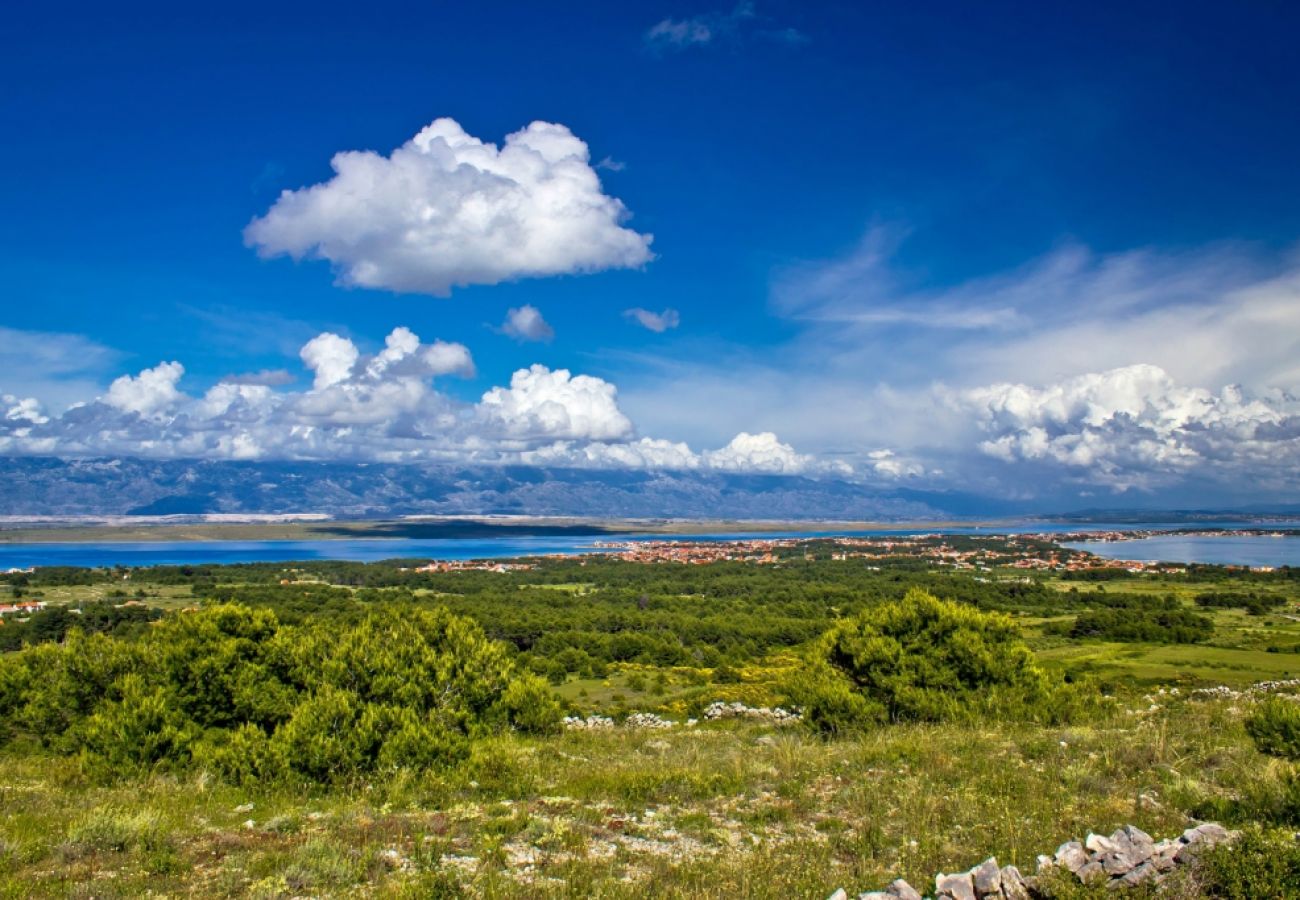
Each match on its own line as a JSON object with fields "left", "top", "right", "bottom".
{"left": 1051, "top": 608, "right": 1215, "bottom": 644}
{"left": 0, "top": 602, "right": 159, "bottom": 651}
{"left": 173, "top": 561, "right": 1081, "bottom": 673}
{"left": 1195, "top": 591, "right": 1286, "bottom": 616}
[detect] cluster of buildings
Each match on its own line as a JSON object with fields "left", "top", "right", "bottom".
{"left": 592, "top": 539, "right": 786, "bottom": 565}
{"left": 412, "top": 560, "right": 536, "bottom": 574}
{"left": 585, "top": 533, "right": 1201, "bottom": 575}
{"left": 0, "top": 600, "right": 46, "bottom": 617}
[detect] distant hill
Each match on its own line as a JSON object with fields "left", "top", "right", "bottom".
{"left": 0, "top": 457, "right": 1004, "bottom": 521}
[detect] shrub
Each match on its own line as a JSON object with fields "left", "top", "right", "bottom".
{"left": 76, "top": 674, "right": 197, "bottom": 774}
{"left": 784, "top": 661, "right": 879, "bottom": 735}
{"left": 193, "top": 722, "right": 287, "bottom": 785}
{"left": 1246, "top": 697, "right": 1300, "bottom": 760}
{"left": 0, "top": 603, "right": 563, "bottom": 784}
{"left": 1197, "top": 827, "right": 1300, "bottom": 899}
{"left": 790, "top": 588, "right": 1072, "bottom": 732}
{"left": 495, "top": 673, "right": 564, "bottom": 735}
{"left": 712, "top": 664, "right": 742, "bottom": 684}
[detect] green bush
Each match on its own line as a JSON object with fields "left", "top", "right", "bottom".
{"left": 1198, "top": 827, "right": 1300, "bottom": 899}
{"left": 1246, "top": 697, "right": 1300, "bottom": 760}
{"left": 192, "top": 722, "right": 287, "bottom": 785}
{"left": 784, "top": 660, "right": 879, "bottom": 735}
{"left": 790, "top": 588, "right": 1073, "bottom": 732}
{"left": 0, "top": 603, "right": 560, "bottom": 784}
{"left": 496, "top": 672, "right": 564, "bottom": 735}
{"left": 77, "top": 674, "right": 197, "bottom": 774}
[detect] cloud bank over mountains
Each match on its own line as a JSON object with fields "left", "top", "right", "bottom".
{"left": 245, "top": 118, "right": 653, "bottom": 296}
{"left": 0, "top": 327, "right": 837, "bottom": 477}
{"left": 617, "top": 235, "right": 1300, "bottom": 501}
{"left": 7, "top": 318, "right": 1295, "bottom": 501}
{"left": 957, "top": 364, "right": 1299, "bottom": 493}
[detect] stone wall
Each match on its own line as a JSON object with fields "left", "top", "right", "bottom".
{"left": 828, "top": 822, "right": 1236, "bottom": 900}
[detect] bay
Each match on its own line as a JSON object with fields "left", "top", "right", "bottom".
{"left": 1, "top": 521, "right": 1296, "bottom": 568}
{"left": 1062, "top": 533, "right": 1300, "bottom": 567}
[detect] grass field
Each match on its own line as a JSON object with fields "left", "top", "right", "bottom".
{"left": 5, "top": 561, "right": 1300, "bottom": 896}
{"left": 0, "top": 694, "right": 1280, "bottom": 899}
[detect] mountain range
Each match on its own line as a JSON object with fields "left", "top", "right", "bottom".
{"left": 0, "top": 457, "right": 1027, "bottom": 521}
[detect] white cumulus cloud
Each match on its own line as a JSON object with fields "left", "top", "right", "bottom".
{"left": 300, "top": 333, "right": 359, "bottom": 389}
{"left": 959, "top": 364, "right": 1299, "bottom": 489}
{"left": 501, "top": 305, "right": 555, "bottom": 342}
{"left": 477, "top": 365, "right": 633, "bottom": 442}
{"left": 0, "top": 326, "right": 840, "bottom": 479}
{"left": 703, "top": 431, "right": 812, "bottom": 474}
{"left": 104, "top": 362, "right": 185, "bottom": 417}
{"left": 522, "top": 437, "right": 701, "bottom": 470}
{"left": 245, "top": 118, "right": 653, "bottom": 296}
{"left": 4, "top": 395, "right": 48, "bottom": 425}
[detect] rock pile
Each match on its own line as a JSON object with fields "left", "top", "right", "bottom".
{"left": 828, "top": 823, "right": 1236, "bottom": 899}
{"left": 562, "top": 715, "right": 615, "bottom": 729}
{"left": 565, "top": 702, "right": 803, "bottom": 730}
{"left": 1191, "top": 677, "right": 1300, "bottom": 701}
{"left": 703, "top": 701, "right": 802, "bottom": 724}
{"left": 623, "top": 712, "right": 676, "bottom": 729}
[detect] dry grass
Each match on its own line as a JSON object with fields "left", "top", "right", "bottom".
{"left": 0, "top": 691, "right": 1281, "bottom": 898}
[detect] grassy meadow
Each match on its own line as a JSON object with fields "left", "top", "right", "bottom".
{"left": 2, "top": 546, "right": 1300, "bottom": 897}
{"left": 0, "top": 695, "right": 1286, "bottom": 898}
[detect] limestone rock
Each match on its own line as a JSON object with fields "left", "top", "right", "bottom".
{"left": 1185, "top": 822, "right": 1231, "bottom": 845}
{"left": 1076, "top": 860, "right": 1106, "bottom": 884}
{"left": 1054, "top": 841, "right": 1088, "bottom": 873}
{"left": 970, "top": 858, "right": 1001, "bottom": 897}
{"left": 835, "top": 821, "right": 1237, "bottom": 900}
{"left": 1151, "top": 839, "right": 1180, "bottom": 871}
{"left": 935, "top": 871, "right": 976, "bottom": 900}
{"left": 1117, "top": 861, "right": 1159, "bottom": 887}
{"left": 887, "top": 879, "right": 923, "bottom": 900}
{"left": 1098, "top": 848, "right": 1137, "bottom": 876}
{"left": 1114, "top": 824, "right": 1155, "bottom": 862}
{"left": 999, "top": 866, "right": 1030, "bottom": 900}
{"left": 827, "top": 890, "right": 847, "bottom": 900}
{"left": 1085, "top": 832, "right": 1117, "bottom": 854}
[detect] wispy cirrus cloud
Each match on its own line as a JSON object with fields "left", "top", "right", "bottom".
{"left": 619, "top": 231, "right": 1300, "bottom": 501}
{"left": 624, "top": 307, "right": 681, "bottom": 333}
{"left": 0, "top": 326, "right": 121, "bottom": 412}
{"left": 644, "top": 3, "right": 807, "bottom": 53}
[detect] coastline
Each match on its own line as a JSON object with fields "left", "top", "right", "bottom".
{"left": 0, "top": 515, "right": 1015, "bottom": 544}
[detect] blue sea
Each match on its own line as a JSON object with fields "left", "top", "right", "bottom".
{"left": 1062, "top": 533, "right": 1300, "bottom": 568}
{"left": 0, "top": 521, "right": 1297, "bottom": 568}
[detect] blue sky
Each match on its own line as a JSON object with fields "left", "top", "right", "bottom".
{"left": 3, "top": 0, "right": 1299, "bottom": 506}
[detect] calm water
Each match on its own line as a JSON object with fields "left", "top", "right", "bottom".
{"left": 1063, "top": 534, "right": 1300, "bottom": 567}
{"left": 0, "top": 522, "right": 1296, "bottom": 568}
